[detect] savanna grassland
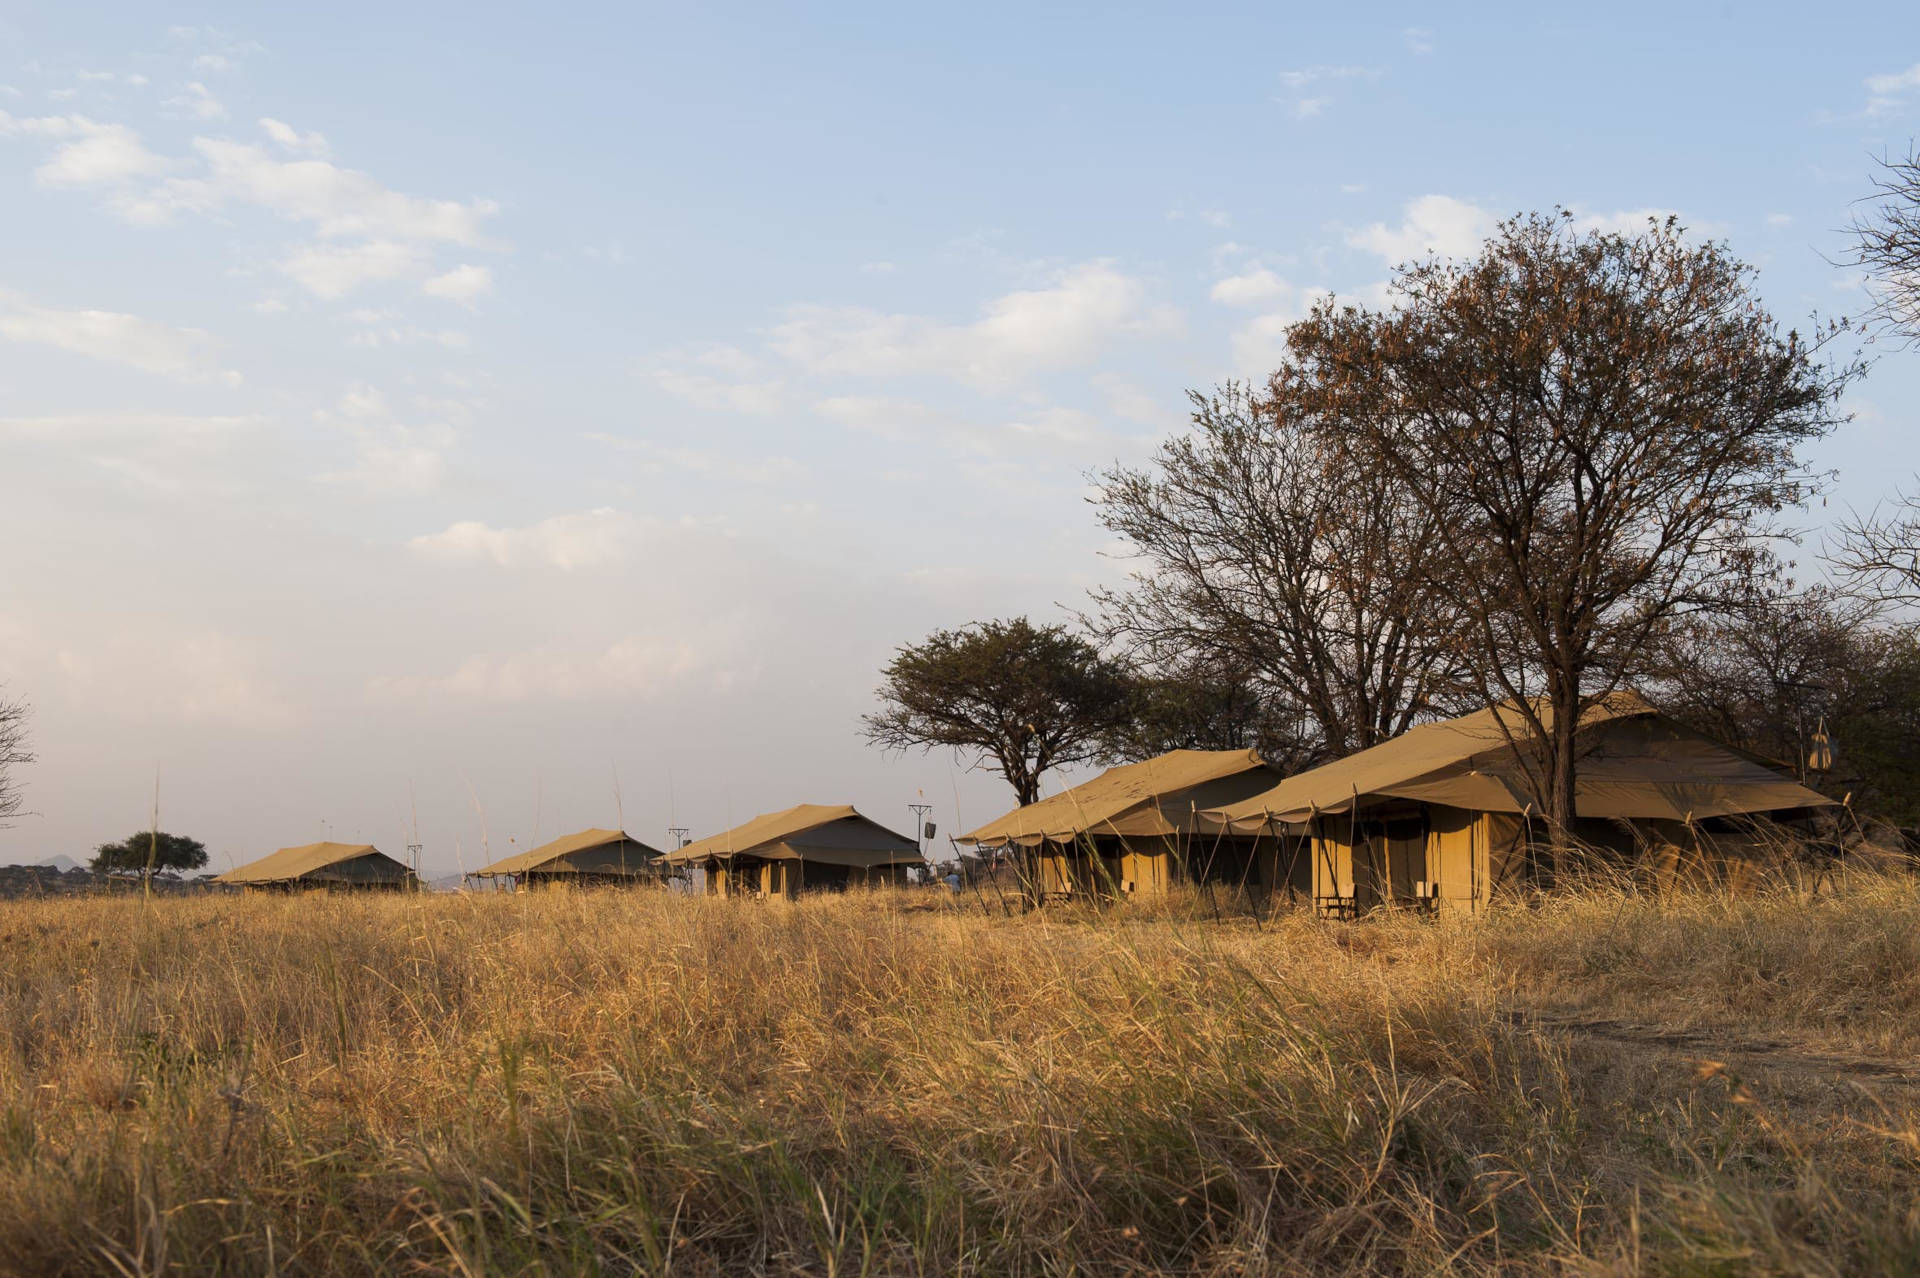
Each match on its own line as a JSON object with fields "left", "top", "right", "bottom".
{"left": 2, "top": 876, "right": 1920, "bottom": 1276}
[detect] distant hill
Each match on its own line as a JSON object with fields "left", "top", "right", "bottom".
{"left": 35, "top": 855, "right": 81, "bottom": 873}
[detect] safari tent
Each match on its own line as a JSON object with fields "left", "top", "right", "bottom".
{"left": 663, "top": 804, "right": 924, "bottom": 897}
{"left": 956, "top": 748, "right": 1290, "bottom": 900}
{"left": 216, "top": 841, "right": 416, "bottom": 891}
{"left": 1202, "top": 693, "right": 1836, "bottom": 916}
{"left": 471, "top": 827, "right": 666, "bottom": 888}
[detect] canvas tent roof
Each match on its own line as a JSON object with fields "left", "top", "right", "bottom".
{"left": 957, "top": 748, "right": 1283, "bottom": 848}
{"left": 1204, "top": 692, "right": 1835, "bottom": 832}
{"left": 216, "top": 841, "right": 411, "bottom": 885}
{"left": 663, "top": 803, "right": 924, "bottom": 869}
{"left": 472, "top": 827, "right": 664, "bottom": 877}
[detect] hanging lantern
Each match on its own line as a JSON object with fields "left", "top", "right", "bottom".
{"left": 1806, "top": 716, "right": 1833, "bottom": 774}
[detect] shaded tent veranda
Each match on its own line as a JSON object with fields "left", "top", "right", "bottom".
{"left": 216, "top": 842, "right": 416, "bottom": 891}
{"left": 956, "top": 748, "right": 1289, "bottom": 900}
{"left": 663, "top": 804, "right": 924, "bottom": 897}
{"left": 1201, "top": 692, "right": 1836, "bottom": 916}
{"left": 471, "top": 828, "right": 667, "bottom": 888}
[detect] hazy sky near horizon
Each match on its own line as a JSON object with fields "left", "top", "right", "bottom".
{"left": 3, "top": 3, "right": 1919, "bottom": 874}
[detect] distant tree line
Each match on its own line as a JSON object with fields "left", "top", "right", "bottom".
{"left": 868, "top": 207, "right": 1920, "bottom": 838}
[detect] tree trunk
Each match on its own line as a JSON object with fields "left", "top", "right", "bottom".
{"left": 1544, "top": 688, "right": 1580, "bottom": 887}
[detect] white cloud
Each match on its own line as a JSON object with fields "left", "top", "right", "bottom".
{"left": 1209, "top": 268, "right": 1293, "bottom": 307}
{"left": 1290, "top": 98, "right": 1329, "bottom": 119}
{"left": 7, "top": 115, "right": 502, "bottom": 294}
{"left": 409, "top": 507, "right": 647, "bottom": 570}
{"left": 280, "top": 239, "right": 426, "bottom": 298}
{"left": 1404, "top": 27, "right": 1434, "bottom": 55}
{"left": 165, "top": 81, "right": 226, "bottom": 120}
{"left": 259, "top": 116, "right": 329, "bottom": 156}
{"left": 193, "top": 54, "right": 236, "bottom": 74}
{"left": 769, "top": 261, "right": 1179, "bottom": 388}
{"left": 0, "top": 112, "right": 166, "bottom": 185}
{"left": 0, "top": 293, "right": 240, "bottom": 384}
{"left": 124, "top": 128, "right": 500, "bottom": 247}
{"left": 421, "top": 262, "right": 493, "bottom": 304}
{"left": 1866, "top": 62, "right": 1920, "bottom": 116}
{"left": 1346, "top": 194, "right": 1497, "bottom": 264}
{"left": 1766, "top": 212, "right": 1794, "bottom": 228}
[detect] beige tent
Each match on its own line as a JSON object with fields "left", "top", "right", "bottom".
{"left": 216, "top": 841, "right": 416, "bottom": 891}
{"left": 1202, "top": 692, "right": 1835, "bottom": 915}
{"left": 471, "top": 828, "right": 666, "bottom": 887}
{"left": 956, "top": 748, "right": 1289, "bottom": 899}
{"left": 663, "top": 803, "right": 924, "bottom": 898}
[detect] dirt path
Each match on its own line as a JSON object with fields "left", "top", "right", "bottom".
{"left": 1507, "top": 1010, "right": 1920, "bottom": 1087}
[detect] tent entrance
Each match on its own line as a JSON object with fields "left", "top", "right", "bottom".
{"left": 1354, "top": 816, "right": 1433, "bottom": 912}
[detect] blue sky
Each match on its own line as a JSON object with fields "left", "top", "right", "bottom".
{"left": 2, "top": 3, "right": 1917, "bottom": 873}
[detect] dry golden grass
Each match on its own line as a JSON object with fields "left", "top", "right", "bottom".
{"left": 2, "top": 877, "right": 1919, "bottom": 1275}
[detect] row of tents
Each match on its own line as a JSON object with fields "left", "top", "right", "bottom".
{"left": 213, "top": 803, "right": 928, "bottom": 894}
{"left": 215, "top": 691, "right": 1838, "bottom": 914}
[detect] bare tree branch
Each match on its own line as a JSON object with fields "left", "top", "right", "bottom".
{"left": 1832, "top": 485, "right": 1920, "bottom": 607}
{"left": 1085, "top": 382, "right": 1470, "bottom": 771}
{"left": 1295, "top": 211, "right": 1856, "bottom": 844}
{"left": 1848, "top": 143, "right": 1920, "bottom": 345}
{"left": 0, "top": 691, "right": 31, "bottom": 830}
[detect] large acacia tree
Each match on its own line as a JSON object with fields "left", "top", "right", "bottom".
{"left": 1293, "top": 212, "right": 1854, "bottom": 844}
{"left": 91, "top": 830, "right": 208, "bottom": 877}
{"left": 1088, "top": 382, "right": 1466, "bottom": 770}
{"left": 863, "top": 617, "right": 1131, "bottom": 807}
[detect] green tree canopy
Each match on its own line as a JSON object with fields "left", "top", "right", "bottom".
{"left": 863, "top": 618, "right": 1131, "bottom": 808}
{"left": 91, "top": 831, "right": 209, "bottom": 877}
